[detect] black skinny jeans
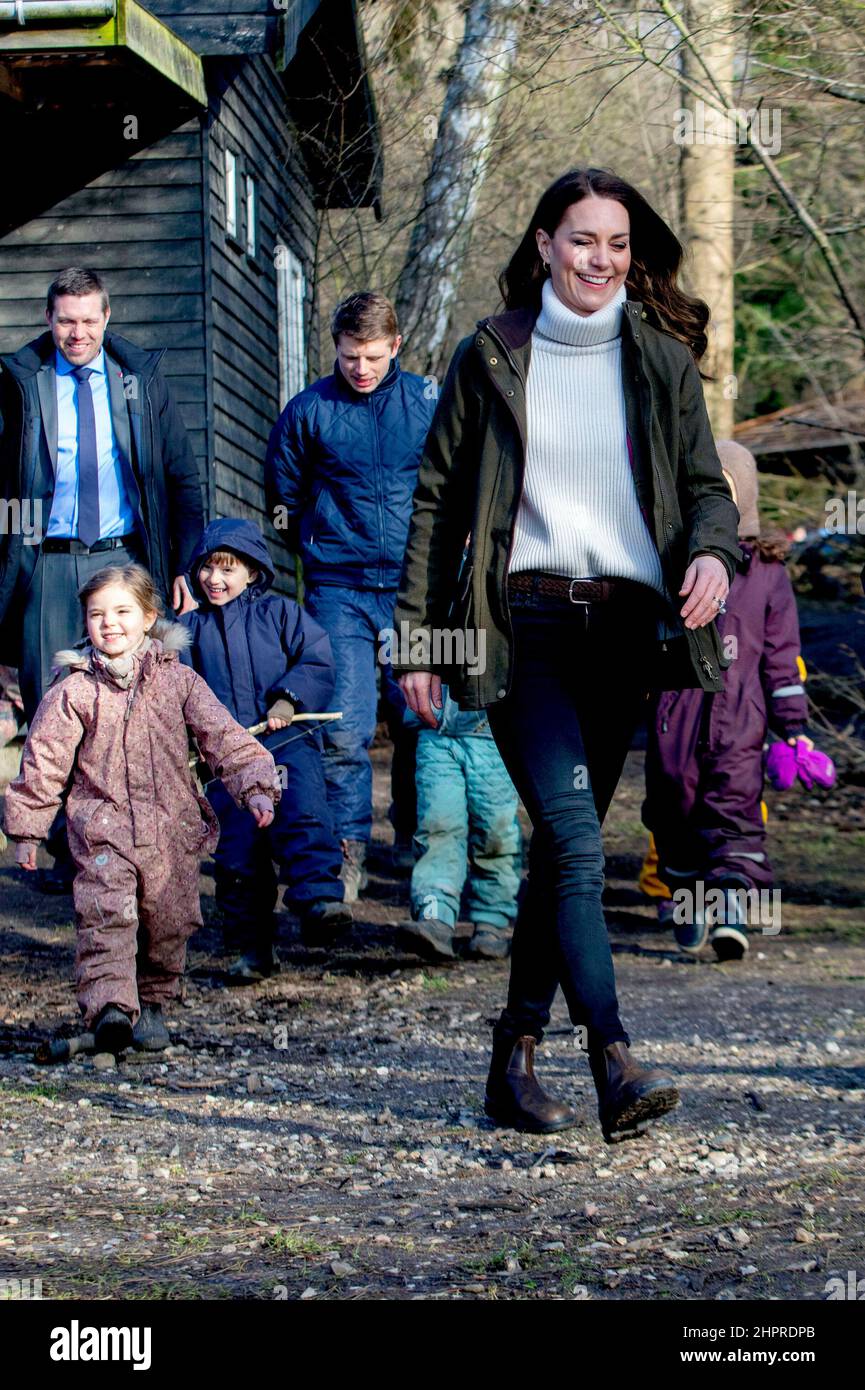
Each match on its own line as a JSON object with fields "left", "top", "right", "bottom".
{"left": 487, "top": 588, "right": 659, "bottom": 1051}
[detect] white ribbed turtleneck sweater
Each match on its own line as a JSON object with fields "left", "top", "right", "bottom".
{"left": 509, "top": 278, "right": 665, "bottom": 594}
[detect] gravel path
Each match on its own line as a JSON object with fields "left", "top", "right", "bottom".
{"left": 1, "top": 746, "right": 863, "bottom": 1302}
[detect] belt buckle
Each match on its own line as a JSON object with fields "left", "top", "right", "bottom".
{"left": 568, "top": 578, "right": 590, "bottom": 606}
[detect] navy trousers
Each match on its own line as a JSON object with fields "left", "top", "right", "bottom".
{"left": 207, "top": 726, "right": 344, "bottom": 951}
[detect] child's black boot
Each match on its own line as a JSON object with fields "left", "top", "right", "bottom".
{"left": 132, "top": 1004, "right": 170, "bottom": 1052}
{"left": 93, "top": 1005, "right": 133, "bottom": 1056}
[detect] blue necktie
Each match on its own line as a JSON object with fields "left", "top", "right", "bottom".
{"left": 72, "top": 365, "right": 100, "bottom": 547}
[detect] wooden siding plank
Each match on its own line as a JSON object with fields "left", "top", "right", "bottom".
{"left": 0, "top": 266, "right": 204, "bottom": 299}
{"left": 87, "top": 159, "right": 203, "bottom": 189}
{"left": 48, "top": 186, "right": 203, "bottom": 217}
{"left": 2, "top": 215, "right": 203, "bottom": 245}
{"left": 0, "top": 240, "right": 204, "bottom": 271}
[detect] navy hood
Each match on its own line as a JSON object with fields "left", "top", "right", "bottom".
{"left": 188, "top": 518, "right": 276, "bottom": 600}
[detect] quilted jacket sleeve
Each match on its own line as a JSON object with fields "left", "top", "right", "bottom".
{"left": 180, "top": 668, "right": 281, "bottom": 808}
{"left": 3, "top": 679, "right": 87, "bottom": 842}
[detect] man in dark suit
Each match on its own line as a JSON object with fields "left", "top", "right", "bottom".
{"left": 0, "top": 266, "right": 203, "bottom": 886}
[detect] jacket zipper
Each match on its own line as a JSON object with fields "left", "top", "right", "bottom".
{"left": 369, "top": 396, "right": 386, "bottom": 589}
{"left": 478, "top": 321, "right": 528, "bottom": 699}
{"left": 124, "top": 667, "right": 144, "bottom": 722}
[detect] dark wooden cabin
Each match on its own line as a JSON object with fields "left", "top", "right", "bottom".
{"left": 735, "top": 389, "right": 865, "bottom": 484}
{"left": 0, "top": 0, "right": 380, "bottom": 589}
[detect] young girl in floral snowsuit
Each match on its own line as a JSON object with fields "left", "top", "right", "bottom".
{"left": 3, "top": 564, "right": 280, "bottom": 1055}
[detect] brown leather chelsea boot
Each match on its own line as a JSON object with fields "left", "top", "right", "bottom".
{"left": 484, "top": 1034, "right": 578, "bottom": 1134}
{"left": 589, "top": 1040, "right": 680, "bottom": 1143}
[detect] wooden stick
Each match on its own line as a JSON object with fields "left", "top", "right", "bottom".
{"left": 35, "top": 1033, "right": 95, "bottom": 1065}
{"left": 245, "top": 712, "right": 343, "bottom": 736}
{"left": 189, "top": 713, "right": 343, "bottom": 770}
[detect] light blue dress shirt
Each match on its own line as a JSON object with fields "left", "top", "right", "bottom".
{"left": 48, "top": 348, "right": 136, "bottom": 539}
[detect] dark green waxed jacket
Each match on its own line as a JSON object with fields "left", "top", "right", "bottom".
{"left": 392, "top": 299, "right": 742, "bottom": 709}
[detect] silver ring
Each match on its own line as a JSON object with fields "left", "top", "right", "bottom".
{"left": 713, "top": 595, "right": 723, "bottom": 606}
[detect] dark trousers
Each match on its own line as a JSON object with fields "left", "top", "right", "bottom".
{"left": 487, "top": 592, "right": 658, "bottom": 1051}
{"left": 19, "top": 537, "right": 143, "bottom": 865}
{"left": 207, "top": 729, "right": 344, "bottom": 953}
{"left": 383, "top": 701, "right": 418, "bottom": 839}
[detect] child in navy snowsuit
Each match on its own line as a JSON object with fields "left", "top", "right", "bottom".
{"left": 179, "top": 518, "right": 349, "bottom": 975}
{"left": 643, "top": 440, "right": 827, "bottom": 961}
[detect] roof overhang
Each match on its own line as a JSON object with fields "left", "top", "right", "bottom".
{"left": 0, "top": 0, "right": 206, "bottom": 106}
{"left": 0, "top": 0, "right": 207, "bottom": 235}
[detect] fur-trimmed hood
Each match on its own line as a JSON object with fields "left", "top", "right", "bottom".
{"left": 51, "top": 619, "right": 192, "bottom": 678}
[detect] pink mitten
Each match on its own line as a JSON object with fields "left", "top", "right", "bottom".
{"left": 765, "top": 740, "right": 797, "bottom": 790}
{"left": 795, "top": 741, "right": 836, "bottom": 790}
{"left": 15, "top": 840, "right": 40, "bottom": 870}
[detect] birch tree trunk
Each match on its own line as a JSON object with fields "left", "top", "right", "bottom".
{"left": 394, "top": 0, "right": 526, "bottom": 377}
{"left": 679, "top": 0, "right": 736, "bottom": 436}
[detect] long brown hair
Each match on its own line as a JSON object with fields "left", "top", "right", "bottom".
{"left": 78, "top": 564, "right": 164, "bottom": 620}
{"left": 499, "top": 168, "right": 710, "bottom": 361}
{"left": 746, "top": 535, "right": 790, "bottom": 563}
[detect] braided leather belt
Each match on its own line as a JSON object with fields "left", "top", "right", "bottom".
{"left": 507, "top": 573, "right": 652, "bottom": 605}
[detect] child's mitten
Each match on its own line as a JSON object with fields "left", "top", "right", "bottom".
{"left": 795, "top": 740, "right": 836, "bottom": 790}
{"left": 765, "top": 740, "right": 797, "bottom": 790}
{"left": 14, "top": 839, "right": 40, "bottom": 870}
{"left": 266, "top": 699, "right": 295, "bottom": 729}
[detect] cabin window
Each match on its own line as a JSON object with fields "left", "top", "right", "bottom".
{"left": 224, "top": 149, "right": 238, "bottom": 239}
{"left": 245, "top": 176, "right": 257, "bottom": 258}
{"left": 277, "top": 245, "right": 306, "bottom": 409}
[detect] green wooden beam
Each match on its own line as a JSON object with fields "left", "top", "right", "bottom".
{"left": 0, "top": 0, "right": 207, "bottom": 107}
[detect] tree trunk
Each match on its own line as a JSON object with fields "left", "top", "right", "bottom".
{"left": 679, "top": 0, "right": 736, "bottom": 437}
{"left": 394, "top": 0, "right": 525, "bottom": 378}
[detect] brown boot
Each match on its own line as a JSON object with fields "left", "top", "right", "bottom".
{"left": 589, "top": 1040, "right": 680, "bottom": 1143}
{"left": 484, "top": 1034, "right": 578, "bottom": 1134}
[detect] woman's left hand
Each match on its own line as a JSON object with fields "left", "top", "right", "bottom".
{"left": 679, "top": 555, "right": 729, "bottom": 629}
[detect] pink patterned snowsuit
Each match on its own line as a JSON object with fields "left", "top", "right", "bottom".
{"left": 3, "top": 623, "right": 280, "bottom": 1027}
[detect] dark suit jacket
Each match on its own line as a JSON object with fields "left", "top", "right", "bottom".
{"left": 0, "top": 330, "right": 203, "bottom": 664}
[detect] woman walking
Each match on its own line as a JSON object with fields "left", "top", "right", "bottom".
{"left": 394, "top": 168, "right": 740, "bottom": 1142}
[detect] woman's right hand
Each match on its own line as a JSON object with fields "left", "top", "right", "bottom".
{"left": 399, "top": 673, "right": 443, "bottom": 728}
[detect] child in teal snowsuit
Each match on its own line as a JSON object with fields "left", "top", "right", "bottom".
{"left": 400, "top": 688, "right": 522, "bottom": 962}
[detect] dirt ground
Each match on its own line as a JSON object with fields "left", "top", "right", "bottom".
{"left": 1, "top": 734, "right": 863, "bottom": 1304}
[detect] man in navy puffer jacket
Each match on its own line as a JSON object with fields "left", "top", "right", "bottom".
{"left": 265, "top": 292, "right": 436, "bottom": 898}
{"left": 179, "top": 518, "right": 349, "bottom": 975}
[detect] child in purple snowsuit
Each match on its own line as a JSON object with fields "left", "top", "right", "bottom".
{"left": 643, "top": 440, "right": 816, "bottom": 960}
